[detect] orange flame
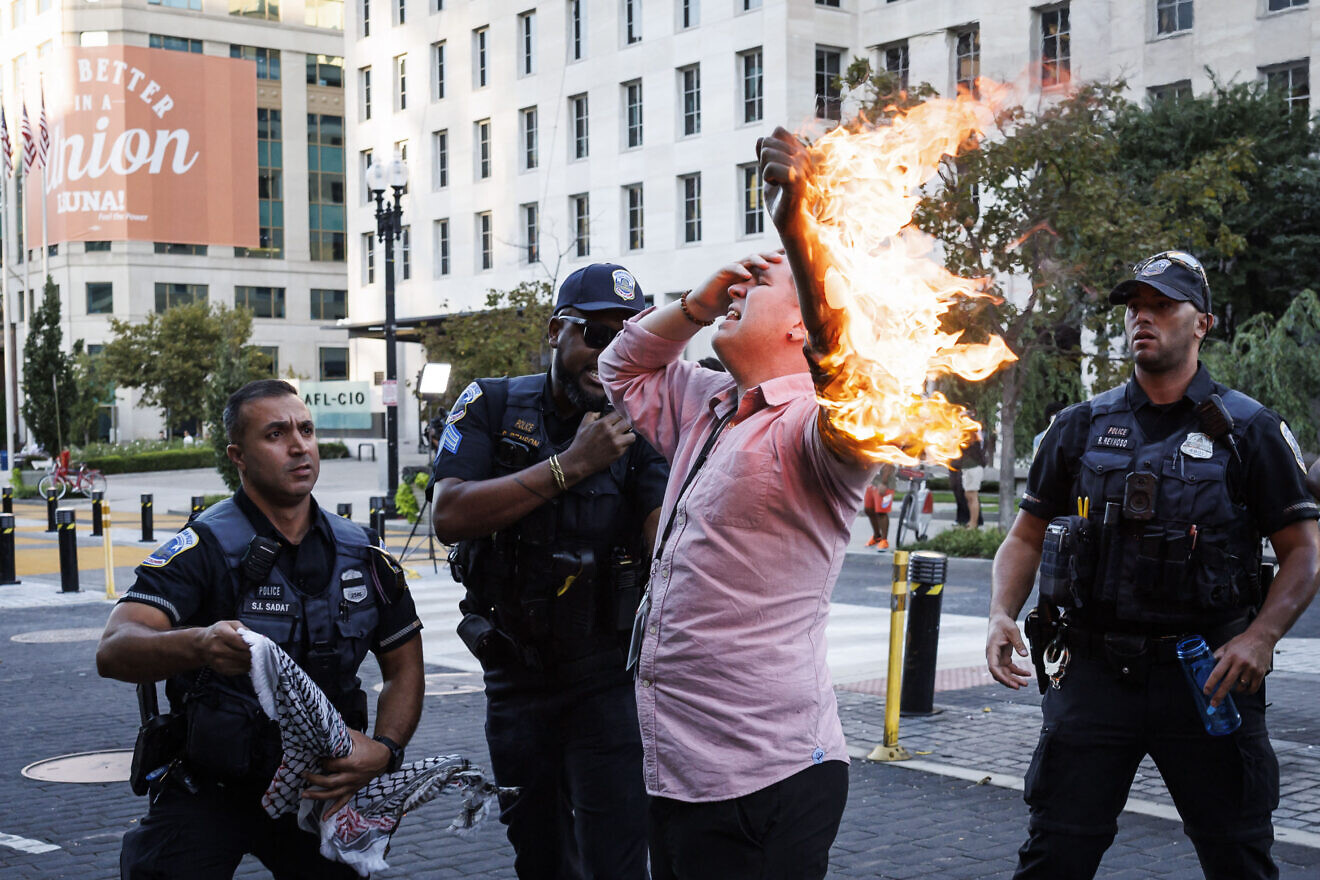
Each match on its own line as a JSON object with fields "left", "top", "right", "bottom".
{"left": 803, "top": 89, "right": 1017, "bottom": 466}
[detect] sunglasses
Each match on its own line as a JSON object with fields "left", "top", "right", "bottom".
{"left": 1134, "top": 250, "right": 1211, "bottom": 303}
{"left": 557, "top": 315, "right": 620, "bottom": 349}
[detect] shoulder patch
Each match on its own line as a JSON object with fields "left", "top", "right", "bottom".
{"left": 1280, "top": 421, "right": 1306, "bottom": 473}
{"left": 142, "top": 528, "right": 200, "bottom": 568}
{"left": 445, "top": 381, "right": 483, "bottom": 426}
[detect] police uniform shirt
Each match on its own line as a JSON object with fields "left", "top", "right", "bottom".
{"left": 433, "top": 373, "right": 669, "bottom": 527}
{"left": 1024, "top": 364, "right": 1320, "bottom": 538}
{"left": 120, "top": 488, "right": 422, "bottom": 654}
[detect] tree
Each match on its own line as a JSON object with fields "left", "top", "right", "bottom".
{"left": 22, "top": 276, "right": 75, "bottom": 454}
{"left": 416, "top": 281, "right": 554, "bottom": 413}
{"left": 68, "top": 342, "right": 116, "bottom": 447}
{"left": 202, "top": 307, "right": 271, "bottom": 491}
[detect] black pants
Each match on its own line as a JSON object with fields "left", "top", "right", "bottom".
{"left": 485, "top": 666, "right": 648, "bottom": 880}
{"left": 648, "top": 761, "right": 849, "bottom": 880}
{"left": 1015, "top": 653, "right": 1279, "bottom": 880}
{"left": 120, "top": 781, "right": 360, "bottom": 879}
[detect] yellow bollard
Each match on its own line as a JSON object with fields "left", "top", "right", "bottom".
{"left": 102, "top": 501, "right": 117, "bottom": 600}
{"left": 868, "top": 549, "right": 911, "bottom": 762}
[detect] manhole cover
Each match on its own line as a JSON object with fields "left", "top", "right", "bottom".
{"left": 373, "top": 672, "right": 483, "bottom": 697}
{"left": 11, "top": 627, "right": 104, "bottom": 644}
{"left": 22, "top": 749, "right": 133, "bottom": 783}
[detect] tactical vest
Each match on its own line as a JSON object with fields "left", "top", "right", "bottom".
{"left": 188, "top": 499, "right": 382, "bottom": 718}
{"left": 1062, "top": 383, "right": 1264, "bottom": 630}
{"left": 454, "top": 374, "right": 641, "bottom": 655}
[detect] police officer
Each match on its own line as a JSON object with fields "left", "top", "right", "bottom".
{"left": 986, "top": 251, "right": 1320, "bottom": 879}
{"left": 432, "top": 263, "right": 668, "bottom": 880}
{"left": 97, "top": 379, "right": 425, "bottom": 879}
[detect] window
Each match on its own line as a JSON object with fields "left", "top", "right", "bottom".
{"left": 680, "top": 0, "right": 696, "bottom": 29}
{"left": 955, "top": 26, "right": 979, "bottom": 97}
{"left": 149, "top": 34, "right": 202, "bottom": 53}
{"left": 394, "top": 55, "right": 407, "bottom": 110}
{"left": 1148, "top": 80, "right": 1192, "bottom": 103}
{"left": 230, "top": 45, "right": 281, "bottom": 81}
{"left": 740, "top": 48, "right": 763, "bottom": 124}
{"left": 399, "top": 225, "right": 411, "bottom": 280}
{"left": 740, "top": 163, "right": 763, "bottom": 236}
{"left": 237, "top": 108, "right": 284, "bottom": 258}
{"left": 362, "top": 232, "right": 376, "bottom": 283}
{"left": 84, "top": 241, "right": 111, "bottom": 252}
{"left": 742, "top": 0, "right": 760, "bottom": 9}
{"left": 816, "top": 0, "right": 839, "bottom": 6}
{"left": 432, "top": 130, "right": 449, "bottom": 189}
{"left": 815, "top": 46, "right": 842, "bottom": 120}
{"left": 1156, "top": 0, "right": 1192, "bottom": 35}
{"left": 319, "top": 347, "right": 349, "bottom": 381}
{"left": 154, "top": 242, "right": 208, "bottom": 255}
{"left": 523, "top": 203, "right": 539, "bottom": 263}
{"left": 680, "top": 173, "right": 701, "bottom": 243}
{"left": 394, "top": 0, "right": 404, "bottom": 25}
{"left": 1041, "top": 5, "right": 1070, "bottom": 89}
{"left": 310, "top": 288, "right": 348, "bottom": 320}
{"left": 476, "top": 118, "right": 492, "bottom": 178}
{"left": 86, "top": 282, "right": 113, "bottom": 315}
{"left": 150, "top": 0, "right": 203, "bottom": 8}
{"left": 571, "top": 93, "right": 589, "bottom": 159}
{"left": 571, "top": 194, "right": 590, "bottom": 257}
{"left": 473, "top": 26, "right": 489, "bottom": 87}
{"left": 477, "top": 212, "right": 493, "bottom": 270}
{"left": 11, "top": 0, "right": 23, "bottom": 27}
{"left": 256, "top": 347, "right": 279, "bottom": 376}
{"left": 361, "top": 0, "right": 370, "bottom": 36}
{"left": 519, "top": 11, "right": 535, "bottom": 75}
{"left": 623, "top": 81, "right": 643, "bottom": 148}
{"left": 154, "top": 283, "right": 208, "bottom": 312}
{"left": 882, "top": 41, "right": 909, "bottom": 91}
{"left": 235, "top": 286, "right": 286, "bottom": 319}
{"left": 431, "top": 41, "right": 445, "bottom": 99}
{"left": 230, "top": 0, "right": 279, "bottom": 19}
{"left": 307, "top": 54, "right": 344, "bottom": 87}
{"left": 624, "top": 0, "right": 641, "bottom": 44}
{"left": 1268, "top": 0, "right": 1308, "bottom": 9}
{"left": 624, "top": 183, "right": 643, "bottom": 250}
{"left": 305, "top": 0, "right": 344, "bottom": 29}
{"left": 434, "top": 219, "right": 450, "bottom": 276}
{"left": 1264, "top": 61, "right": 1310, "bottom": 115}
{"left": 360, "top": 149, "right": 373, "bottom": 203}
{"left": 680, "top": 65, "right": 701, "bottom": 136}
{"left": 569, "top": 0, "right": 584, "bottom": 60}
{"left": 521, "top": 107, "right": 539, "bottom": 169}
{"left": 360, "top": 67, "right": 372, "bottom": 119}
{"left": 308, "top": 114, "right": 346, "bottom": 261}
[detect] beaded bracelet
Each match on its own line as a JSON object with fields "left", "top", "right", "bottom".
{"left": 680, "top": 290, "right": 715, "bottom": 327}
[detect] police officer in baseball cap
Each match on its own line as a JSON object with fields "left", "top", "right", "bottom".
{"left": 431, "top": 263, "right": 669, "bottom": 879}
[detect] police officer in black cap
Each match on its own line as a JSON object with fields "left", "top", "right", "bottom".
{"left": 987, "top": 251, "right": 1320, "bottom": 879}
{"left": 432, "top": 263, "right": 668, "bottom": 879}
{"left": 98, "top": 379, "right": 424, "bottom": 879}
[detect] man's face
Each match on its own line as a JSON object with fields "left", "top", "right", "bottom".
{"left": 227, "top": 394, "right": 320, "bottom": 506}
{"left": 549, "top": 308, "right": 633, "bottom": 412}
{"left": 1124, "top": 285, "right": 1211, "bottom": 374}
{"left": 712, "top": 259, "right": 802, "bottom": 363}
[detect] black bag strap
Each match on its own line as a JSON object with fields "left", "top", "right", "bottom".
{"left": 654, "top": 408, "right": 735, "bottom": 561}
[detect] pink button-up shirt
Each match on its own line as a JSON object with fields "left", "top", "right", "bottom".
{"left": 599, "top": 317, "right": 871, "bottom": 802}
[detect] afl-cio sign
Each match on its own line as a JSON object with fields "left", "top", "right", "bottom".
{"left": 302, "top": 381, "right": 372, "bottom": 430}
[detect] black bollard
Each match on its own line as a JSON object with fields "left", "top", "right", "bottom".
{"left": 900, "top": 550, "right": 948, "bottom": 716}
{"left": 92, "top": 490, "right": 105, "bottom": 537}
{"left": 337, "top": 503, "right": 353, "bottom": 521}
{"left": 369, "top": 496, "right": 386, "bottom": 541}
{"left": 0, "top": 513, "right": 19, "bottom": 584}
{"left": 46, "top": 489, "right": 58, "bottom": 533}
{"left": 190, "top": 495, "right": 205, "bottom": 521}
{"left": 140, "top": 494, "right": 154, "bottom": 543}
{"left": 57, "top": 508, "right": 79, "bottom": 592}
{"left": 2, "top": 485, "right": 11, "bottom": 514}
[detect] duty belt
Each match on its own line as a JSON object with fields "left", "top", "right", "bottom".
{"left": 1063, "top": 615, "right": 1251, "bottom": 663}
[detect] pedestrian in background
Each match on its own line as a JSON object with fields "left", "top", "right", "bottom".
{"left": 986, "top": 251, "right": 1320, "bottom": 879}
{"left": 864, "top": 462, "right": 897, "bottom": 549}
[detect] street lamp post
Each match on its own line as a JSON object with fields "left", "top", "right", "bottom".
{"left": 366, "top": 154, "right": 409, "bottom": 515}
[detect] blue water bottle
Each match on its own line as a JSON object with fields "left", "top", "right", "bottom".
{"left": 1176, "top": 636, "right": 1242, "bottom": 736}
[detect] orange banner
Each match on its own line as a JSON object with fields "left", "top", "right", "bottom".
{"left": 27, "top": 47, "right": 258, "bottom": 246}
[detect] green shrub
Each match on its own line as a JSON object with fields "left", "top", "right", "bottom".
{"left": 201, "top": 493, "right": 231, "bottom": 508}
{"left": 394, "top": 472, "right": 430, "bottom": 524}
{"left": 909, "top": 526, "right": 1008, "bottom": 559}
{"left": 82, "top": 448, "right": 215, "bottom": 475}
{"left": 9, "top": 468, "right": 39, "bottom": 499}
{"left": 319, "top": 441, "right": 349, "bottom": 460}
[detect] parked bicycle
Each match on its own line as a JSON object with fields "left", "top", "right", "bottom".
{"left": 894, "top": 465, "right": 934, "bottom": 549}
{"left": 38, "top": 451, "right": 108, "bottom": 500}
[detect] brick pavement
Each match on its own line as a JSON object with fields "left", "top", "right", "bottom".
{"left": 1, "top": 598, "right": 1319, "bottom": 878}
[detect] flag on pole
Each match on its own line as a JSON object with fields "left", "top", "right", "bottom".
{"left": 0, "top": 108, "right": 12, "bottom": 178}
{"left": 20, "top": 104, "right": 35, "bottom": 174}
{"left": 37, "top": 89, "right": 49, "bottom": 170}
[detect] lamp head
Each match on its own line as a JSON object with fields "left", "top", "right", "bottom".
{"left": 365, "top": 160, "right": 387, "bottom": 194}
{"left": 388, "top": 154, "right": 409, "bottom": 190}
